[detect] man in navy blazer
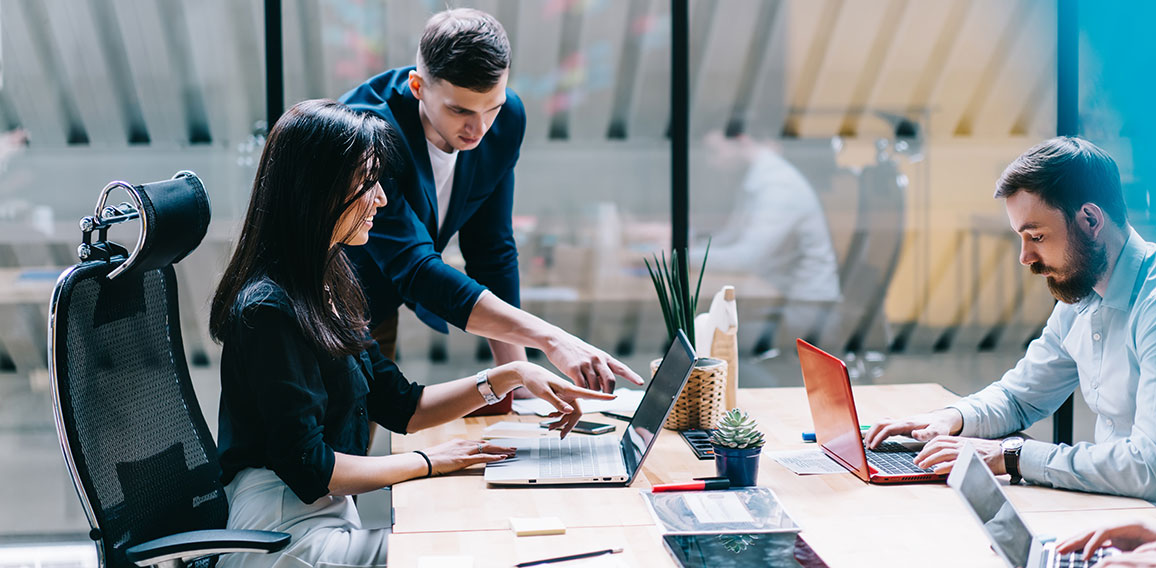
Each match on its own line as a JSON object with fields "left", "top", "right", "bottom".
{"left": 340, "top": 8, "right": 640, "bottom": 394}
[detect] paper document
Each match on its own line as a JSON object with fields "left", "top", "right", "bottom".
{"left": 481, "top": 421, "right": 559, "bottom": 440}
{"left": 683, "top": 492, "right": 756, "bottom": 524}
{"left": 640, "top": 487, "right": 798, "bottom": 534}
{"left": 512, "top": 387, "right": 644, "bottom": 417}
{"left": 769, "top": 449, "right": 846, "bottom": 475}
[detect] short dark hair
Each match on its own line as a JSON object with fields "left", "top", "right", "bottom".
{"left": 995, "top": 136, "right": 1127, "bottom": 228}
{"left": 210, "top": 99, "right": 398, "bottom": 356}
{"left": 418, "top": 8, "right": 510, "bottom": 91}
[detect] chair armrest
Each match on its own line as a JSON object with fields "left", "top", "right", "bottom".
{"left": 125, "top": 529, "right": 290, "bottom": 567}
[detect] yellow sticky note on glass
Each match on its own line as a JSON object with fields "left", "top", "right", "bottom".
{"left": 508, "top": 516, "right": 566, "bottom": 536}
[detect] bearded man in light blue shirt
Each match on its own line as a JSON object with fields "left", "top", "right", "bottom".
{"left": 866, "top": 137, "right": 1156, "bottom": 500}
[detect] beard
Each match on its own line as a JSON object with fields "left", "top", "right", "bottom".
{"left": 1030, "top": 224, "right": 1108, "bottom": 304}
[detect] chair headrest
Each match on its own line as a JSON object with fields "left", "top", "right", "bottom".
{"left": 79, "top": 171, "right": 211, "bottom": 280}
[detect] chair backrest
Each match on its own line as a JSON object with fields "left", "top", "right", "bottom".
{"left": 49, "top": 172, "right": 224, "bottom": 568}
{"left": 814, "top": 154, "right": 907, "bottom": 353}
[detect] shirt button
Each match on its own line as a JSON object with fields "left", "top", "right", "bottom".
{"left": 1092, "top": 382, "right": 1100, "bottom": 389}
{"left": 1093, "top": 332, "right": 1102, "bottom": 341}
{"left": 357, "top": 407, "right": 366, "bottom": 417}
{"left": 1106, "top": 419, "right": 1114, "bottom": 428}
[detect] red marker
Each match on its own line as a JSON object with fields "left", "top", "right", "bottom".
{"left": 651, "top": 478, "right": 730, "bottom": 492}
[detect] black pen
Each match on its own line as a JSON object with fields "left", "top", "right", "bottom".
{"left": 515, "top": 547, "right": 623, "bottom": 567}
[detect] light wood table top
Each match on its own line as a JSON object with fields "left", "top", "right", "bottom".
{"left": 388, "top": 526, "right": 662, "bottom": 567}
{"left": 389, "top": 384, "right": 1154, "bottom": 566}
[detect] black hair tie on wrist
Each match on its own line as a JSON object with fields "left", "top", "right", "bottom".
{"left": 413, "top": 450, "right": 433, "bottom": 478}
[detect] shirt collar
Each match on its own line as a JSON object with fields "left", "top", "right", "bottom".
{"left": 1101, "top": 226, "right": 1147, "bottom": 311}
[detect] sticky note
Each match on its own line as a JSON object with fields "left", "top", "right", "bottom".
{"left": 508, "top": 516, "right": 566, "bottom": 536}
{"left": 418, "top": 557, "right": 471, "bottom": 566}
{"left": 418, "top": 556, "right": 474, "bottom": 568}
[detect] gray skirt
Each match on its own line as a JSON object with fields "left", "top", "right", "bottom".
{"left": 217, "top": 468, "right": 390, "bottom": 568}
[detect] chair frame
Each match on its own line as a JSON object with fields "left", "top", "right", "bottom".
{"left": 48, "top": 171, "right": 289, "bottom": 568}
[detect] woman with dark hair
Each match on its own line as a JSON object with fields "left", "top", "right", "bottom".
{"left": 209, "top": 99, "right": 610, "bottom": 567}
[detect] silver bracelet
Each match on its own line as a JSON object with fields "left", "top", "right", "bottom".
{"left": 475, "top": 368, "right": 502, "bottom": 404}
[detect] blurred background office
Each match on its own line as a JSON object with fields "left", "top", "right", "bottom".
{"left": 0, "top": 0, "right": 1153, "bottom": 553}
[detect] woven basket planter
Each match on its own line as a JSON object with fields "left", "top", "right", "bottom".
{"left": 651, "top": 357, "right": 728, "bottom": 431}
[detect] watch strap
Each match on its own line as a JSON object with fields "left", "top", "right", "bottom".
{"left": 475, "top": 368, "right": 501, "bottom": 405}
{"left": 1004, "top": 443, "right": 1023, "bottom": 484}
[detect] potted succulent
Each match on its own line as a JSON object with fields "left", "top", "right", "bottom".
{"left": 646, "top": 243, "right": 728, "bottom": 430}
{"left": 711, "top": 408, "right": 765, "bottom": 487}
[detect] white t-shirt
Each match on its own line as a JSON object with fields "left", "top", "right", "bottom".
{"left": 425, "top": 138, "right": 459, "bottom": 233}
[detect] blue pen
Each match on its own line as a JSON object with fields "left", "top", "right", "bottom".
{"left": 802, "top": 425, "right": 871, "bottom": 442}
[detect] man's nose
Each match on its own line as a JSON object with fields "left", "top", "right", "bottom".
{"left": 1019, "top": 242, "right": 1037, "bottom": 266}
{"left": 467, "top": 114, "right": 485, "bottom": 133}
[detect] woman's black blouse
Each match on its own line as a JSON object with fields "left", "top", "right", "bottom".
{"left": 216, "top": 283, "right": 424, "bottom": 504}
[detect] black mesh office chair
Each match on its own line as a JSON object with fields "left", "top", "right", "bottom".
{"left": 48, "top": 172, "right": 289, "bottom": 568}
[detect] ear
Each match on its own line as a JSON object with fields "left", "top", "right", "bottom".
{"left": 408, "top": 70, "right": 424, "bottom": 100}
{"left": 1078, "top": 203, "right": 1107, "bottom": 239}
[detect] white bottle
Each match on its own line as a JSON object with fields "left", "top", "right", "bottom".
{"left": 695, "top": 286, "right": 739, "bottom": 410}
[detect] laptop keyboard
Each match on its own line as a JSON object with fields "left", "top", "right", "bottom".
{"left": 1050, "top": 547, "right": 1114, "bottom": 567}
{"left": 865, "top": 441, "right": 936, "bottom": 475}
{"left": 538, "top": 436, "right": 604, "bottom": 479}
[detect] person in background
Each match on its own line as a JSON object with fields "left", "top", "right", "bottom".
{"left": 209, "top": 99, "right": 611, "bottom": 568}
{"left": 692, "top": 131, "right": 840, "bottom": 355}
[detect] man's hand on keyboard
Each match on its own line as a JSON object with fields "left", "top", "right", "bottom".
{"left": 1085, "top": 550, "right": 1156, "bottom": 567}
{"left": 1058, "top": 520, "right": 1156, "bottom": 561}
{"left": 509, "top": 361, "right": 617, "bottom": 438}
{"left": 911, "top": 435, "right": 1004, "bottom": 475}
{"left": 864, "top": 408, "right": 964, "bottom": 449}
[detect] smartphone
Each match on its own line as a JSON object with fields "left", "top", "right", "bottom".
{"left": 539, "top": 419, "right": 616, "bottom": 435}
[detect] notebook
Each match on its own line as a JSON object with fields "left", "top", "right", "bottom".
{"left": 796, "top": 338, "right": 946, "bottom": 484}
{"left": 484, "top": 331, "right": 696, "bottom": 486}
{"left": 948, "top": 442, "right": 1117, "bottom": 568}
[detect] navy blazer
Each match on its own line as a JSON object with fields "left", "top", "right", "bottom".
{"left": 339, "top": 67, "right": 525, "bottom": 332}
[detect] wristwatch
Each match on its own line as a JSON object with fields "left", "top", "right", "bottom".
{"left": 475, "top": 368, "right": 502, "bottom": 405}
{"left": 1002, "top": 436, "right": 1025, "bottom": 484}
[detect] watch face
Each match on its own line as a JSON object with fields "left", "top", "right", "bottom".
{"left": 1001, "top": 437, "right": 1024, "bottom": 451}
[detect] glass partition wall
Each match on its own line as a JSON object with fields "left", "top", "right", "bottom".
{"left": 687, "top": 0, "right": 1065, "bottom": 434}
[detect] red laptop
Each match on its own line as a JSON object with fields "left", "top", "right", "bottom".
{"left": 796, "top": 339, "right": 947, "bottom": 484}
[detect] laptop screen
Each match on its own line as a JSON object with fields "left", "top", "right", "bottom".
{"left": 949, "top": 445, "right": 1033, "bottom": 568}
{"left": 797, "top": 339, "right": 871, "bottom": 481}
{"left": 621, "top": 331, "right": 696, "bottom": 481}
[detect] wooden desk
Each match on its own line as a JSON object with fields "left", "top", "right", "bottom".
{"left": 389, "top": 384, "right": 1153, "bottom": 566}
{"left": 389, "top": 526, "right": 662, "bottom": 567}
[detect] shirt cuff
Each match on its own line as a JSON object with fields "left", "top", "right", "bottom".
{"left": 948, "top": 402, "right": 981, "bottom": 438}
{"left": 1018, "top": 439, "right": 1053, "bottom": 485}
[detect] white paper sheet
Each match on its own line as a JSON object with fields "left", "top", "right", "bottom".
{"left": 769, "top": 449, "right": 847, "bottom": 475}
{"left": 682, "top": 492, "right": 756, "bottom": 524}
{"left": 511, "top": 388, "right": 645, "bottom": 417}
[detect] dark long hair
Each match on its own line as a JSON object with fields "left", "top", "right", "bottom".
{"left": 210, "top": 99, "right": 397, "bottom": 356}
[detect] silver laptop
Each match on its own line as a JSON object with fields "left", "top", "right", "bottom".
{"left": 948, "top": 443, "right": 1118, "bottom": 568}
{"left": 484, "top": 331, "right": 696, "bottom": 486}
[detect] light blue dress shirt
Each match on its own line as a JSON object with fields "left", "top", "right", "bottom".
{"left": 950, "top": 227, "right": 1156, "bottom": 500}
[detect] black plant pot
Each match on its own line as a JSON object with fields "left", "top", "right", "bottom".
{"left": 713, "top": 444, "right": 762, "bottom": 487}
